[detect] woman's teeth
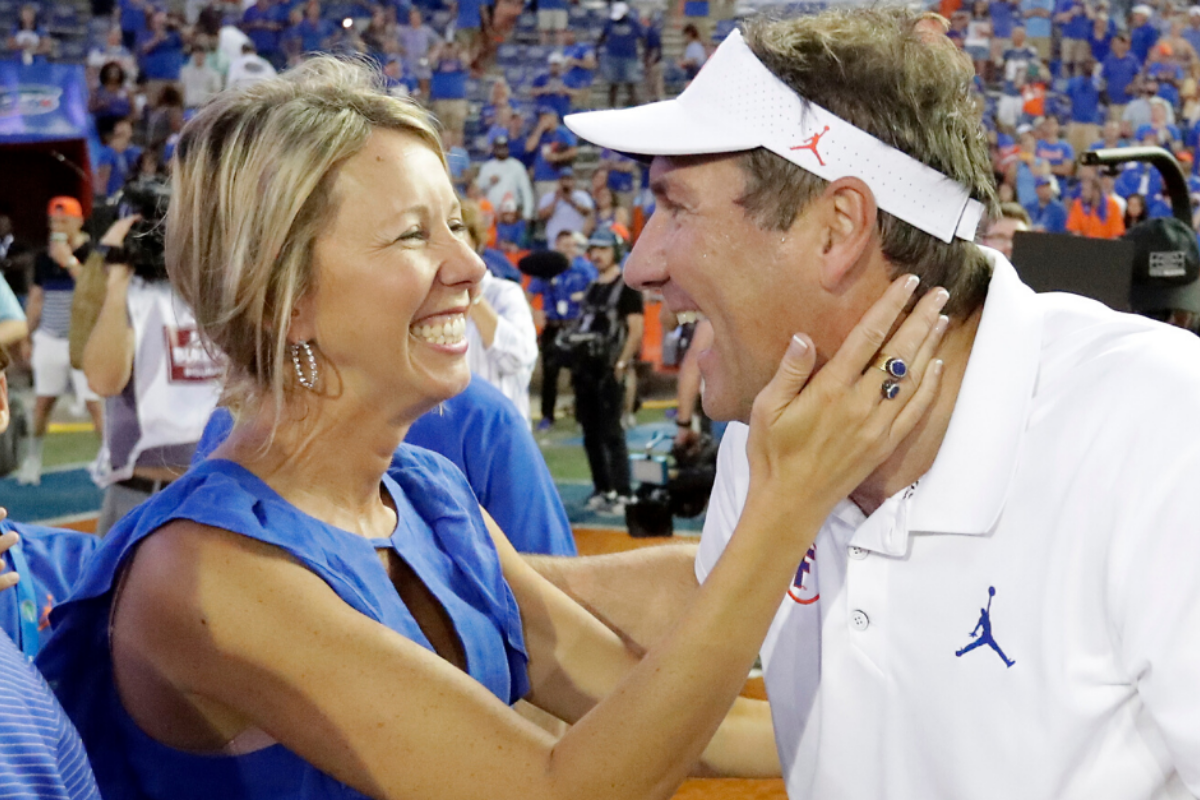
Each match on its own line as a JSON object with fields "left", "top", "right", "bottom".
{"left": 410, "top": 315, "right": 467, "bottom": 345}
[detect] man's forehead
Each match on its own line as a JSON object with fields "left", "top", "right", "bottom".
{"left": 648, "top": 153, "right": 743, "bottom": 198}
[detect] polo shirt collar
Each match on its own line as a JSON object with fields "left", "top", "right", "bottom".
{"left": 904, "top": 249, "right": 1043, "bottom": 537}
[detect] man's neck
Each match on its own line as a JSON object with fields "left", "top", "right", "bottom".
{"left": 848, "top": 306, "right": 982, "bottom": 517}
{"left": 597, "top": 265, "right": 621, "bottom": 283}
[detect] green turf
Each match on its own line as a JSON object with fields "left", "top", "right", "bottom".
{"left": 44, "top": 431, "right": 101, "bottom": 470}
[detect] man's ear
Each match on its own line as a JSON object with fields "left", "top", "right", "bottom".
{"left": 0, "top": 373, "right": 9, "bottom": 436}
{"left": 816, "top": 177, "right": 878, "bottom": 292}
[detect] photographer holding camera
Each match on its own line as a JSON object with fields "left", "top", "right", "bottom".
{"left": 83, "top": 185, "right": 221, "bottom": 535}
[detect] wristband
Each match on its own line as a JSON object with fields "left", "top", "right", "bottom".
{"left": 676, "top": 418, "right": 692, "bottom": 427}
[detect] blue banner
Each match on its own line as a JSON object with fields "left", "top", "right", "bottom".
{"left": 0, "top": 61, "right": 89, "bottom": 144}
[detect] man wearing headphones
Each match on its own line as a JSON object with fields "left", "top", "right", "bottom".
{"left": 572, "top": 229, "right": 642, "bottom": 514}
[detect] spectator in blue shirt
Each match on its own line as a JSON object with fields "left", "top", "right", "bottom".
{"left": 525, "top": 107, "right": 578, "bottom": 198}
{"left": 241, "top": 0, "right": 288, "bottom": 68}
{"left": 561, "top": 29, "right": 596, "bottom": 102}
{"left": 1130, "top": 5, "right": 1159, "bottom": 63}
{"left": 136, "top": 10, "right": 183, "bottom": 87}
{"left": 598, "top": 1, "right": 643, "bottom": 108}
{"left": 496, "top": 198, "right": 528, "bottom": 253}
{"left": 429, "top": 39, "right": 470, "bottom": 142}
{"left": 1145, "top": 43, "right": 1184, "bottom": 108}
{"left": 1101, "top": 34, "right": 1140, "bottom": 113}
{"left": 1065, "top": 57, "right": 1101, "bottom": 153}
{"left": 1035, "top": 116, "right": 1075, "bottom": 179}
{"left": 1020, "top": 0, "right": 1053, "bottom": 60}
{"left": 1088, "top": 118, "right": 1126, "bottom": 151}
{"left": 1025, "top": 176, "right": 1069, "bottom": 232}
{"left": 528, "top": 230, "right": 597, "bottom": 429}
{"left": 532, "top": 51, "right": 573, "bottom": 120}
{"left": 118, "top": 0, "right": 148, "bottom": 50}
{"left": 94, "top": 117, "right": 142, "bottom": 200}
{"left": 288, "top": 1, "right": 335, "bottom": 55}
{"left": 642, "top": 11, "right": 663, "bottom": 102}
{"left": 1054, "top": 0, "right": 1090, "bottom": 75}
{"left": 989, "top": 0, "right": 1021, "bottom": 51}
{"left": 1088, "top": 12, "right": 1114, "bottom": 62}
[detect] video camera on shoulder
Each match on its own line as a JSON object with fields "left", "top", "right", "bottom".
{"left": 96, "top": 178, "right": 171, "bottom": 283}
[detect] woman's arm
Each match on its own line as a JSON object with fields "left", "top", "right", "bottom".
{"left": 82, "top": 264, "right": 135, "bottom": 396}
{"left": 469, "top": 280, "right": 538, "bottom": 375}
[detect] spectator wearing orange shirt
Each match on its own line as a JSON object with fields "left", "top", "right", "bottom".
{"left": 1067, "top": 170, "right": 1126, "bottom": 239}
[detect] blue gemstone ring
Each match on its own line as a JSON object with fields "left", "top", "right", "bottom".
{"left": 874, "top": 356, "right": 908, "bottom": 380}
{"left": 881, "top": 380, "right": 901, "bottom": 400}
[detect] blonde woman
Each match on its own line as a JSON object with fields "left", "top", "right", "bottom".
{"left": 38, "top": 57, "right": 948, "bottom": 800}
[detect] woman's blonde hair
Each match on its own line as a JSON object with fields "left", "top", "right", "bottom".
{"left": 167, "top": 56, "right": 444, "bottom": 419}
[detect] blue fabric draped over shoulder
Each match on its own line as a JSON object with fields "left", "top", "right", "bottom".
{"left": 36, "top": 445, "right": 529, "bottom": 800}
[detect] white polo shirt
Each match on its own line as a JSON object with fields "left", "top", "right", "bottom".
{"left": 697, "top": 253, "right": 1200, "bottom": 799}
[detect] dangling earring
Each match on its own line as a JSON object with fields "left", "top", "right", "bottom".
{"left": 290, "top": 341, "right": 318, "bottom": 390}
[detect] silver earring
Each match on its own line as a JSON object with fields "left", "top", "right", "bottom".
{"left": 290, "top": 341, "right": 318, "bottom": 390}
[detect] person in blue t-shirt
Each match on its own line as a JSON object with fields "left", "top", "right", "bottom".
{"left": 601, "top": 147, "right": 638, "bottom": 207}
{"left": 1054, "top": 0, "right": 1090, "bottom": 75}
{"left": 430, "top": 39, "right": 470, "bottom": 141}
{"left": 526, "top": 107, "right": 578, "bottom": 198}
{"left": 1025, "top": 176, "right": 1069, "bottom": 233}
{"left": 496, "top": 198, "right": 528, "bottom": 253}
{"left": 1020, "top": 0, "right": 1052, "bottom": 60}
{"left": 94, "top": 117, "right": 143, "bottom": 200}
{"left": 288, "top": 2, "right": 335, "bottom": 54}
{"left": 137, "top": 9, "right": 183, "bottom": 84}
{"left": 241, "top": 0, "right": 289, "bottom": 68}
{"left": 1065, "top": 58, "right": 1101, "bottom": 152}
{"left": 1145, "top": 44, "right": 1183, "bottom": 108}
{"left": 532, "top": 52, "right": 573, "bottom": 120}
{"left": 1101, "top": 34, "right": 1140, "bottom": 112}
{"left": 118, "top": 0, "right": 148, "bottom": 49}
{"left": 1129, "top": 4, "right": 1159, "bottom": 64}
{"left": 1088, "top": 12, "right": 1114, "bottom": 62}
{"left": 528, "top": 230, "right": 597, "bottom": 428}
{"left": 989, "top": 0, "right": 1020, "bottom": 50}
{"left": 1184, "top": 8, "right": 1200, "bottom": 60}
{"left": 191, "top": 377, "right": 578, "bottom": 556}
{"left": 1034, "top": 116, "right": 1075, "bottom": 178}
{"left": 561, "top": 29, "right": 596, "bottom": 100}
{"left": 598, "top": 1, "right": 643, "bottom": 108}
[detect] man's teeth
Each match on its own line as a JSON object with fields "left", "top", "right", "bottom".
{"left": 410, "top": 315, "right": 467, "bottom": 345}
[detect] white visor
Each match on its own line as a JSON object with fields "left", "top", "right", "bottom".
{"left": 564, "top": 30, "right": 985, "bottom": 243}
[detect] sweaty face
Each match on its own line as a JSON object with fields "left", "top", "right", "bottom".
{"left": 302, "top": 130, "right": 485, "bottom": 422}
{"left": 625, "top": 155, "right": 839, "bottom": 423}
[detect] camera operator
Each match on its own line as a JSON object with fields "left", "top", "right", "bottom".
{"left": 16, "top": 198, "right": 103, "bottom": 487}
{"left": 83, "top": 193, "right": 221, "bottom": 535}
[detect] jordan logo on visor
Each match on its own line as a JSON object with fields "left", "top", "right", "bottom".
{"left": 955, "top": 586, "right": 1015, "bottom": 668}
{"left": 790, "top": 125, "right": 830, "bottom": 167}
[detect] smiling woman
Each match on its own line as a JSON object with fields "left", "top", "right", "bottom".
{"left": 37, "top": 56, "right": 950, "bottom": 800}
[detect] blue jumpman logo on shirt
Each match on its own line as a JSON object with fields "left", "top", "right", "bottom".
{"left": 955, "top": 586, "right": 1015, "bottom": 668}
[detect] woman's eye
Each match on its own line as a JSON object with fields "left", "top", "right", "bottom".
{"left": 398, "top": 228, "right": 427, "bottom": 243}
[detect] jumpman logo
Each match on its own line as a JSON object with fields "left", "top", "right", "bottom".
{"left": 955, "top": 586, "right": 1015, "bottom": 668}
{"left": 790, "top": 126, "right": 830, "bottom": 166}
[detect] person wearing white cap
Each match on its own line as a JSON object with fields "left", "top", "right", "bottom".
{"left": 597, "top": 1, "right": 643, "bottom": 108}
{"left": 558, "top": 8, "right": 1200, "bottom": 798}
{"left": 1130, "top": 3, "right": 1160, "bottom": 62}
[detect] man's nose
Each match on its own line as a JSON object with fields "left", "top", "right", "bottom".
{"left": 623, "top": 217, "right": 666, "bottom": 290}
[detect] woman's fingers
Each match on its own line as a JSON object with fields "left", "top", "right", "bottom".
{"left": 820, "top": 274, "right": 921, "bottom": 388}
{"left": 850, "top": 285, "right": 950, "bottom": 409}
{"left": 752, "top": 333, "right": 817, "bottom": 424}
{"left": 889, "top": 313, "right": 950, "bottom": 437}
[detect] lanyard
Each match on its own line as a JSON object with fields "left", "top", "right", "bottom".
{"left": 3, "top": 525, "right": 41, "bottom": 659}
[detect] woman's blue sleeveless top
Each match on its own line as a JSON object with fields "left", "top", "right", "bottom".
{"left": 37, "top": 445, "right": 529, "bottom": 800}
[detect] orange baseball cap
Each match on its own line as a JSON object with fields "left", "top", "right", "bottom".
{"left": 47, "top": 196, "right": 83, "bottom": 218}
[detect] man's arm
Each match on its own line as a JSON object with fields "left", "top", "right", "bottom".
{"left": 525, "top": 543, "right": 700, "bottom": 653}
{"left": 81, "top": 264, "right": 135, "bottom": 396}
{"left": 615, "top": 312, "right": 643, "bottom": 383}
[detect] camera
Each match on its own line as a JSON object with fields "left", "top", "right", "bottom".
{"left": 105, "top": 178, "right": 171, "bottom": 282}
{"left": 624, "top": 432, "right": 720, "bottom": 537}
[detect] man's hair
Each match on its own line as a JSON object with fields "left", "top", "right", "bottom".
{"left": 997, "top": 202, "right": 1031, "bottom": 225}
{"left": 737, "top": 9, "right": 999, "bottom": 317}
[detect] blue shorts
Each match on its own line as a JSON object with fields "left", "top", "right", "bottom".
{"left": 602, "top": 55, "right": 642, "bottom": 85}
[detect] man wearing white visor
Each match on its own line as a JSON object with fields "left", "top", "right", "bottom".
{"left": 554, "top": 8, "right": 1200, "bottom": 798}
